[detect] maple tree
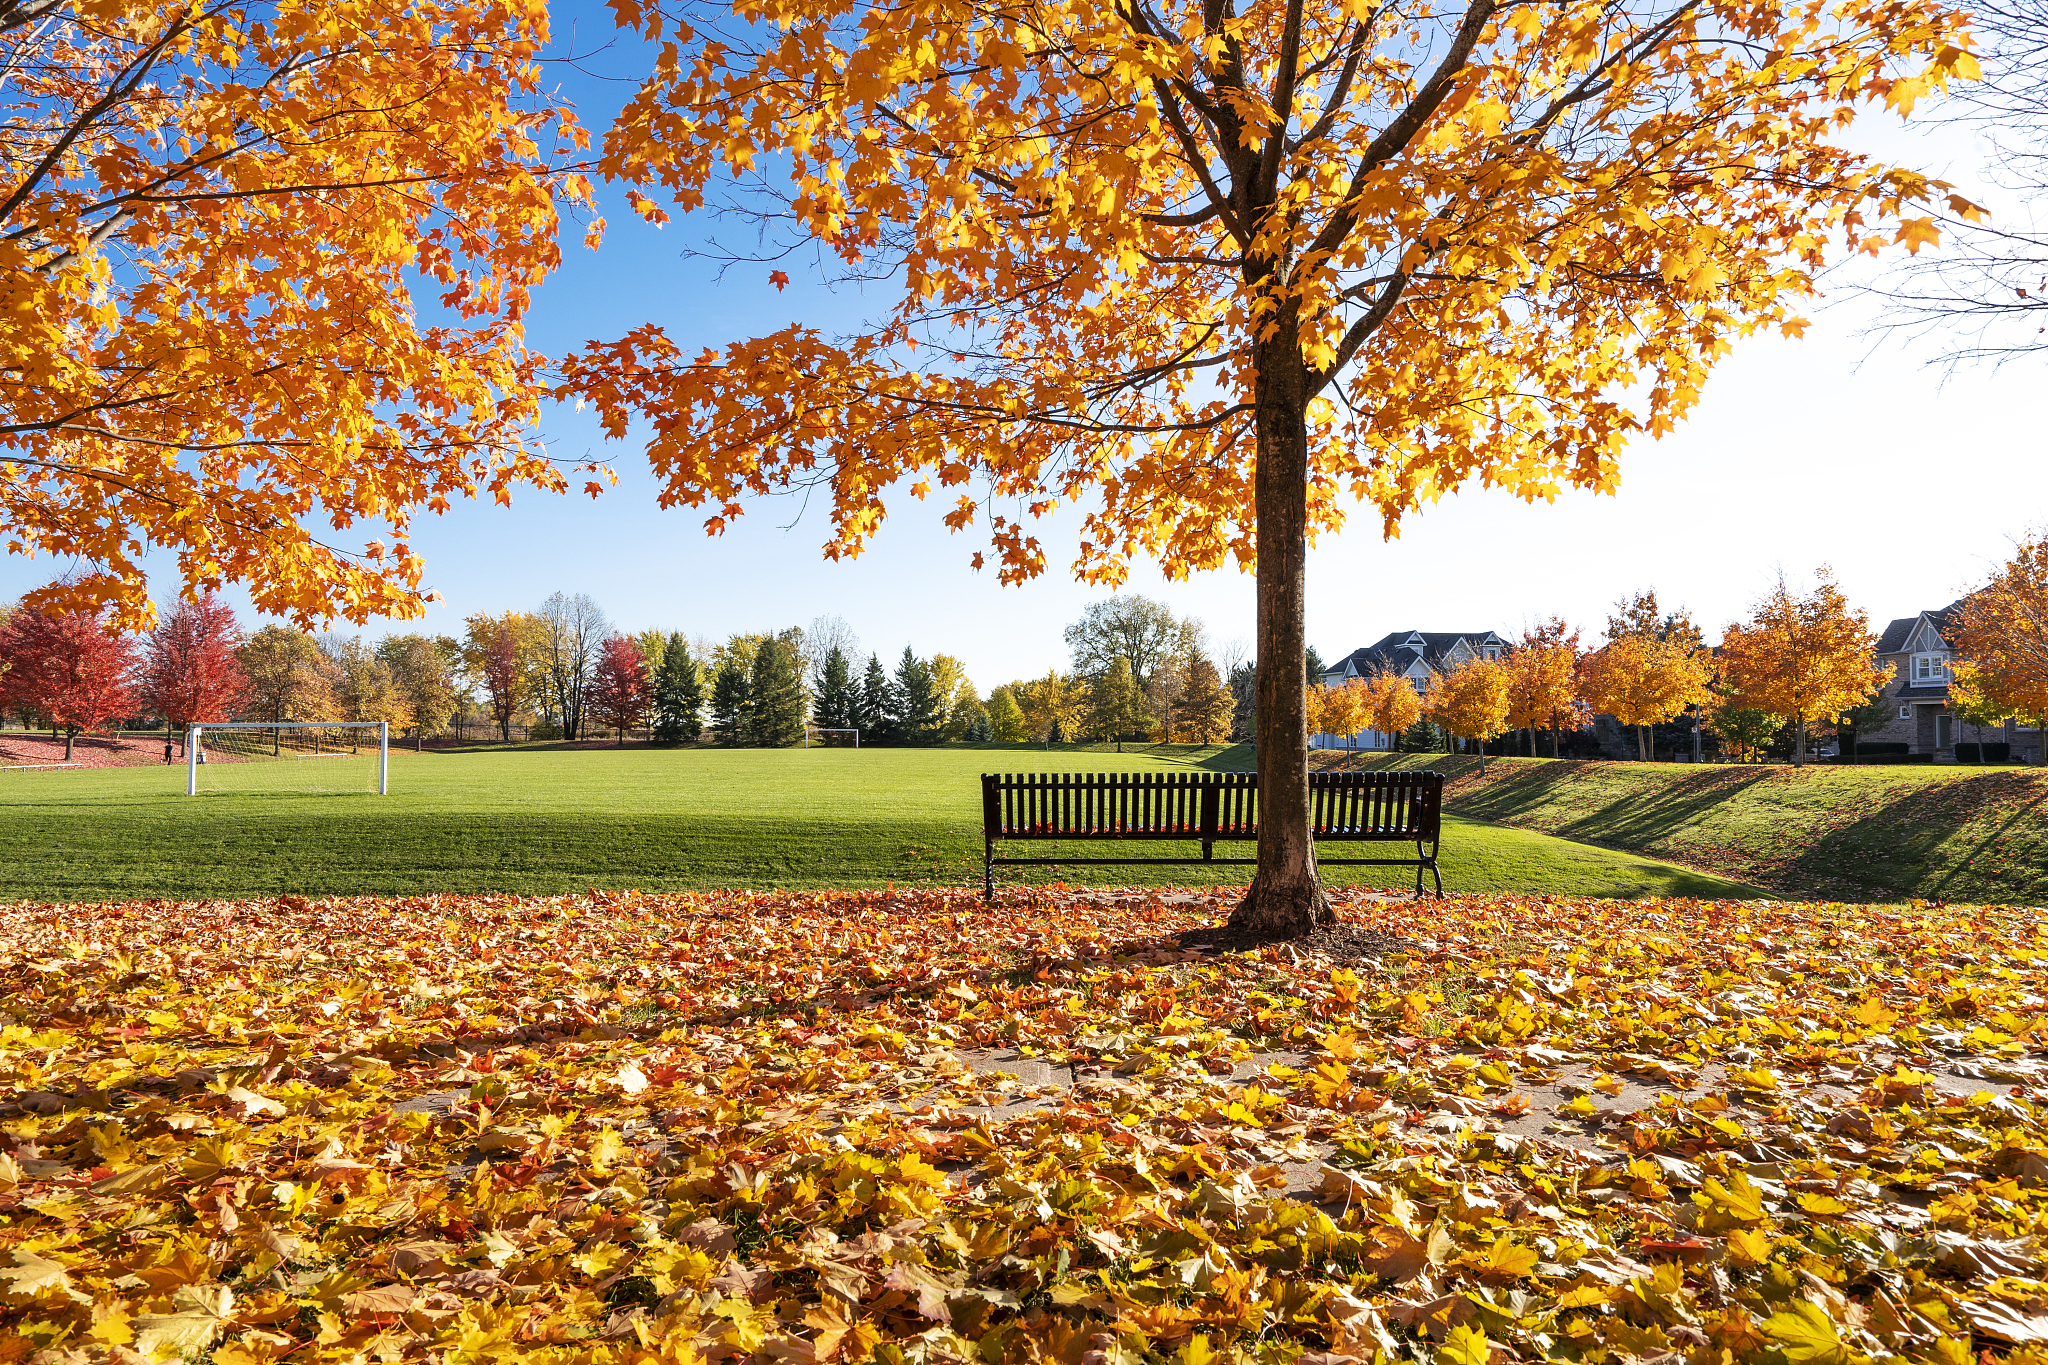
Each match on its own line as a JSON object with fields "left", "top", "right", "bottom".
{"left": 463, "top": 612, "right": 542, "bottom": 743}
{"left": 0, "top": 600, "right": 136, "bottom": 757}
{"left": 1015, "top": 670, "right": 1084, "bottom": 744}
{"left": 572, "top": 0, "right": 1972, "bottom": 937}
{"left": 589, "top": 635, "right": 654, "bottom": 745}
{"left": 1363, "top": 673, "right": 1425, "bottom": 746}
{"left": 4, "top": 886, "right": 2045, "bottom": 1364}
{"left": 1951, "top": 538, "right": 2048, "bottom": 762}
{"left": 1507, "top": 619, "right": 1582, "bottom": 757}
{"left": 1718, "top": 570, "right": 1889, "bottom": 768}
{"left": 1318, "top": 678, "right": 1372, "bottom": 750}
{"left": 1581, "top": 635, "right": 1714, "bottom": 761}
{"left": 134, "top": 594, "right": 248, "bottom": 739}
{"left": 1425, "top": 658, "right": 1512, "bottom": 753}
{"left": 329, "top": 636, "right": 404, "bottom": 728}
{"left": 0, "top": 0, "right": 601, "bottom": 632}
{"left": 236, "top": 626, "right": 336, "bottom": 725}
{"left": 379, "top": 635, "right": 461, "bottom": 751}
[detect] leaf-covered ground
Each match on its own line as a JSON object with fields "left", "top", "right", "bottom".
{"left": 3, "top": 889, "right": 2047, "bottom": 1365}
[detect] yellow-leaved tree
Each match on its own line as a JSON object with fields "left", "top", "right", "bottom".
{"left": 1718, "top": 570, "right": 1889, "bottom": 766}
{"left": 1951, "top": 539, "right": 2048, "bottom": 763}
{"left": 571, "top": 0, "right": 1975, "bottom": 935}
{"left": 1580, "top": 636, "right": 1713, "bottom": 760}
{"left": 1426, "top": 658, "right": 1512, "bottom": 754}
{"left": 0, "top": 0, "right": 598, "bottom": 630}
{"left": 1365, "top": 674, "right": 1424, "bottom": 747}
{"left": 1506, "top": 618, "right": 1582, "bottom": 757}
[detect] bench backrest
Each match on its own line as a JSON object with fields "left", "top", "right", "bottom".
{"left": 981, "top": 769, "right": 1442, "bottom": 841}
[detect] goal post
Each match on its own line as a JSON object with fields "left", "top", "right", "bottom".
{"left": 803, "top": 727, "right": 860, "bottom": 748}
{"left": 186, "top": 722, "right": 389, "bottom": 795}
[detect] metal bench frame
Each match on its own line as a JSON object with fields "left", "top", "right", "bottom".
{"left": 980, "top": 769, "right": 1444, "bottom": 902}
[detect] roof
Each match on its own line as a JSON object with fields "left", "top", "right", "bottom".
{"left": 1876, "top": 601, "right": 1966, "bottom": 656}
{"left": 1324, "top": 630, "right": 1508, "bottom": 682}
{"left": 1897, "top": 685, "right": 1951, "bottom": 702}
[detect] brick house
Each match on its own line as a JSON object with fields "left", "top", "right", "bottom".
{"left": 1315, "top": 630, "right": 1508, "bottom": 750}
{"left": 1860, "top": 602, "right": 2041, "bottom": 761}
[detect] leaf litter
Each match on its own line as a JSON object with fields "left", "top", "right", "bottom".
{"left": 1, "top": 888, "right": 2046, "bottom": 1365}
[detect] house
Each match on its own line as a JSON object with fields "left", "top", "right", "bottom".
{"left": 1314, "top": 630, "right": 1509, "bottom": 750}
{"left": 1861, "top": 602, "right": 2039, "bottom": 761}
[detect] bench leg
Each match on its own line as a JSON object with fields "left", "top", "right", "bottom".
{"left": 984, "top": 843, "right": 995, "bottom": 905}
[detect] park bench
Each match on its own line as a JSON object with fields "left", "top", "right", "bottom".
{"left": 979, "top": 768, "right": 1444, "bottom": 902}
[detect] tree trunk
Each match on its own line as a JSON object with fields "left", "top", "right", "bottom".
{"left": 64, "top": 727, "right": 74, "bottom": 760}
{"left": 1793, "top": 716, "right": 1806, "bottom": 767}
{"left": 1227, "top": 339, "right": 1331, "bottom": 940}
{"left": 1637, "top": 723, "right": 1648, "bottom": 762}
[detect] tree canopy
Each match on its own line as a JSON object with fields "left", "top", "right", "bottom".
{"left": 0, "top": 0, "right": 599, "bottom": 630}
{"left": 570, "top": 0, "right": 1974, "bottom": 935}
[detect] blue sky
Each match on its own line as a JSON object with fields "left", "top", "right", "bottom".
{"left": 3, "top": 7, "right": 2040, "bottom": 693}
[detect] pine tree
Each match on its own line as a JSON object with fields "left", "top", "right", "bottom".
{"left": 746, "top": 638, "right": 807, "bottom": 746}
{"left": 895, "top": 646, "right": 944, "bottom": 745}
{"left": 710, "top": 656, "right": 750, "bottom": 744}
{"left": 859, "top": 652, "right": 898, "bottom": 745}
{"left": 813, "top": 646, "right": 856, "bottom": 735}
{"left": 653, "top": 634, "right": 703, "bottom": 742}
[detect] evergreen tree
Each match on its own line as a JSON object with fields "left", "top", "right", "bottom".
{"left": 895, "top": 646, "right": 944, "bottom": 745}
{"left": 813, "top": 645, "right": 857, "bottom": 734}
{"left": 859, "top": 652, "right": 898, "bottom": 744}
{"left": 965, "top": 707, "right": 993, "bottom": 741}
{"left": 653, "top": 634, "right": 703, "bottom": 742}
{"left": 710, "top": 656, "right": 750, "bottom": 744}
{"left": 746, "top": 637, "right": 807, "bottom": 746}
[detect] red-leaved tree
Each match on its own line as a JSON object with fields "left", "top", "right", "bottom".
{"left": 587, "top": 636, "right": 650, "bottom": 745}
{"left": 138, "top": 595, "right": 249, "bottom": 747}
{"left": 484, "top": 623, "right": 524, "bottom": 743}
{"left": 0, "top": 605, "right": 139, "bottom": 759}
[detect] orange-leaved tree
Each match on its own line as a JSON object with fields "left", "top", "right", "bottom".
{"left": 1580, "top": 635, "right": 1713, "bottom": 760}
{"left": 1426, "top": 658, "right": 1511, "bottom": 754}
{"left": 0, "top": 0, "right": 598, "bottom": 630}
{"left": 1951, "top": 539, "right": 2048, "bottom": 763}
{"left": 1718, "top": 570, "right": 1888, "bottom": 767}
{"left": 1320, "top": 679, "right": 1372, "bottom": 752}
{"left": 570, "top": 0, "right": 1975, "bottom": 935}
{"left": 1365, "top": 674, "right": 1424, "bottom": 747}
{"left": 1506, "top": 618, "right": 1582, "bottom": 757}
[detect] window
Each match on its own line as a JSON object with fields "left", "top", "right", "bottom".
{"left": 1912, "top": 652, "right": 1949, "bottom": 683}
{"left": 1899, "top": 705, "right": 1912, "bottom": 719}
{"left": 1410, "top": 677, "right": 1427, "bottom": 695}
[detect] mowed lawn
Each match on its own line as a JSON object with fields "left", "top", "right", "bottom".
{"left": 0, "top": 743, "right": 1760, "bottom": 902}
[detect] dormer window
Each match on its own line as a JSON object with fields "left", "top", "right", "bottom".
{"left": 1912, "top": 652, "right": 1949, "bottom": 684}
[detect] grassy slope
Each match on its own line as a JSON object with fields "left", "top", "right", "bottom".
{"left": 0, "top": 742, "right": 1755, "bottom": 902}
{"left": 1314, "top": 750, "right": 2048, "bottom": 904}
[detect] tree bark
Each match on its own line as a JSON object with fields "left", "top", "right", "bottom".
{"left": 64, "top": 727, "right": 74, "bottom": 761}
{"left": 1228, "top": 336, "right": 1332, "bottom": 940}
{"left": 1793, "top": 716, "right": 1806, "bottom": 767}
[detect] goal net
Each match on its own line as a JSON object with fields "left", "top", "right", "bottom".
{"left": 186, "top": 723, "right": 388, "bottom": 796}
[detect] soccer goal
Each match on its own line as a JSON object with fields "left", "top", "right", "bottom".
{"left": 185, "top": 722, "right": 388, "bottom": 796}
{"left": 803, "top": 727, "right": 860, "bottom": 748}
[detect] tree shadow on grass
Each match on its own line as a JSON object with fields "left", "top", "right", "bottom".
{"left": 1774, "top": 769, "right": 2048, "bottom": 904}
{"left": 1448, "top": 762, "right": 1780, "bottom": 850}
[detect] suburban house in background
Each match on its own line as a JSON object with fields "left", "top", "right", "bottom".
{"left": 1314, "top": 630, "right": 1509, "bottom": 750}
{"left": 1865, "top": 602, "right": 2043, "bottom": 762}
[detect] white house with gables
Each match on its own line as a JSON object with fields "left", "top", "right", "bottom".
{"left": 1314, "top": 629, "right": 1509, "bottom": 749}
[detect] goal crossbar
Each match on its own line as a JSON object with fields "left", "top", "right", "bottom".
{"left": 186, "top": 722, "right": 388, "bottom": 795}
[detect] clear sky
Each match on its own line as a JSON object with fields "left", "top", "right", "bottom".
{"left": 5, "top": 10, "right": 2040, "bottom": 693}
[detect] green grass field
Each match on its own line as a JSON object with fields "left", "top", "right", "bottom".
{"left": 0, "top": 743, "right": 1757, "bottom": 902}
{"left": 1315, "top": 751, "right": 2048, "bottom": 905}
